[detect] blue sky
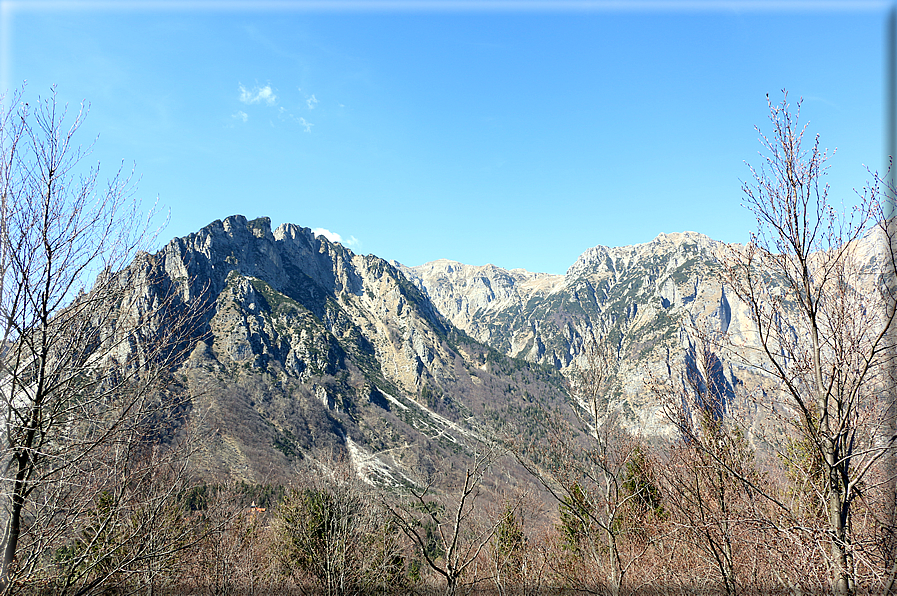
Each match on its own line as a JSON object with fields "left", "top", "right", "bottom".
{"left": 1, "top": 1, "right": 891, "bottom": 274}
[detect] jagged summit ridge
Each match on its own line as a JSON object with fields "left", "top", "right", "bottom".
{"left": 161, "top": 215, "right": 368, "bottom": 304}
{"left": 121, "top": 214, "right": 568, "bottom": 485}
{"left": 400, "top": 228, "right": 752, "bottom": 437}
{"left": 565, "top": 230, "right": 722, "bottom": 280}
{"left": 403, "top": 229, "right": 732, "bottom": 363}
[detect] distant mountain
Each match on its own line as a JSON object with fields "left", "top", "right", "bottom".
{"left": 400, "top": 226, "right": 888, "bottom": 451}
{"left": 399, "top": 233, "right": 740, "bottom": 435}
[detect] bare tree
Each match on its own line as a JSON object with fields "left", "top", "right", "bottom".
{"left": 723, "top": 92, "right": 897, "bottom": 596}
{"left": 177, "top": 481, "right": 284, "bottom": 596}
{"left": 0, "top": 86, "right": 202, "bottom": 593}
{"left": 651, "top": 327, "right": 764, "bottom": 595}
{"left": 487, "top": 496, "right": 526, "bottom": 596}
{"left": 517, "top": 329, "right": 663, "bottom": 596}
{"left": 39, "top": 433, "right": 203, "bottom": 596}
{"left": 384, "top": 440, "right": 506, "bottom": 596}
{"left": 484, "top": 489, "right": 553, "bottom": 596}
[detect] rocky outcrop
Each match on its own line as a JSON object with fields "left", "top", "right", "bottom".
{"left": 400, "top": 232, "right": 765, "bottom": 438}
{"left": 401, "top": 226, "right": 888, "bottom": 448}
{"left": 109, "top": 215, "right": 888, "bottom": 482}
{"left": 396, "top": 260, "right": 565, "bottom": 354}
{"left": 118, "top": 215, "right": 568, "bottom": 485}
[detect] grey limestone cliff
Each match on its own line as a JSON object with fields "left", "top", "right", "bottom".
{"left": 400, "top": 232, "right": 770, "bottom": 440}
{"left": 116, "top": 215, "right": 568, "bottom": 485}
{"left": 106, "top": 215, "right": 889, "bottom": 482}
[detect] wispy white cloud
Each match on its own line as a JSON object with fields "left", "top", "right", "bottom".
{"left": 239, "top": 83, "right": 277, "bottom": 105}
{"left": 311, "top": 228, "right": 340, "bottom": 243}
{"left": 234, "top": 83, "right": 316, "bottom": 132}
{"left": 273, "top": 107, "right": 314, "bottom": 132}
{"left": 297, "top": 117, "right": 313, "bottom": 133}
{"left": 312, "top": 228, "right": 358, "bottom": 247}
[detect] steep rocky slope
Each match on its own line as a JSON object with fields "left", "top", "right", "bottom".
{"left": 400, "top": 232, "right": 780, "bottom": 440}
{"left": 124, "top": 215, "right": 568, "bottom": 485}
{"left": 393, "top": 260, "right": 566, "bottom": 357}
{"left": 111, "top": 216, "right": 889, "bottom": 482}
{"left": 401, "top": 227, "right": 890, "bottom": 448}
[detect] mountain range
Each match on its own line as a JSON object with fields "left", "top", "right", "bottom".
{"left": 113, "top": 214, "right": 886, "bottom": 486}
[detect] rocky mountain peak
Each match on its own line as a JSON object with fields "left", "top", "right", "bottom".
{"left": 114, "top": 215, "right": 570, "bottom": 485}
{"left": 108, "top": 216, "right": 887, "bottom": 484}
{"left": 399, "top": 229, "right": 757, "bottom": 437}
{"left": 564, "top": 230, "right": 722, "bottom": 281}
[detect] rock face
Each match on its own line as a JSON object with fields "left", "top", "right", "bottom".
{"left": 123, "top": 215, "right": 567, "bottom": 485}
{"left": 393, "top": 260, "right": 565, "bottom": 358}
{"left": 402, "top": 227, "right": 888, "bottom": 450}
{"left": 400, "top": 232, "right": 777, "bottom": 441}
{"left": 112, "top": 216, "right": 887, "bottom": 483}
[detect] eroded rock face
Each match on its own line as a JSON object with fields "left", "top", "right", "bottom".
{"left": 396, "top": 260, "right": 564, "bottom": 351}
{"left": 109, "top": 215, "right": 888, "bottom": 482}
{"left": 114, "top": 215, "right": 568, "bottom": 485}
{"left": 402, "top": 227, "right": 889, "bottom": 450}
{"left": 404, "top": 233, "right": 733, "bottom": 357}
{"left": 155, "top": 215, "right": 454, "bottom": 391}
{"left": 399, "top": 231, "right": 779, "bottom": 441}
